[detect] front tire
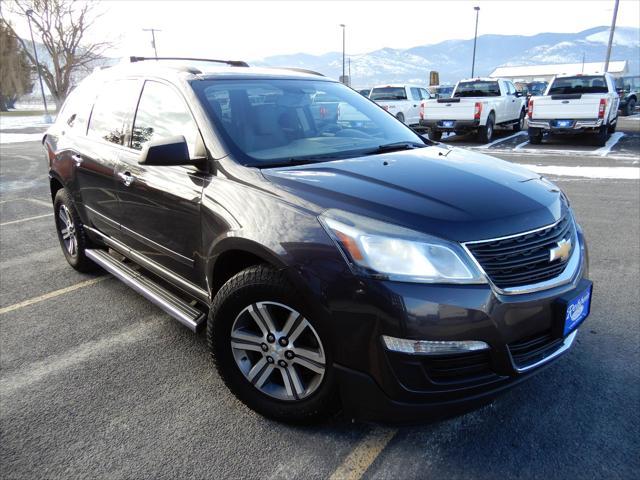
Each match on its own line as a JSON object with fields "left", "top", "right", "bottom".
{"left": 53, "top": 189, "right": 98, "bottom": 272}
{"left": 624, "top": 98, "right": 636, "bottom": 116}
{"left": 396, "top": 112, "right": 405, "bottom": 124}
{"left": 208, "top": 265, "right": 338, "bottom": 423}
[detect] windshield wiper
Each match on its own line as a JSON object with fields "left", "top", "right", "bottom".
{"left": 367, "top": 142, "right": 426, "bottom": 155}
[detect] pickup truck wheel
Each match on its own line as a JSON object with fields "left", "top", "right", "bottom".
{"left": 429, "top": 130, "right": 442, "bottom": 141}
{"left": 624, "top": 98, "right": 636, "bottom": 116}
{"left": 208, "top": 265, "right": 338, "bottom": 423}
{"left": 477, "top": 114, "right": 494, "bottom": 143}
{"left": 528, "top": 127, "right": 543, "bottom": 145}
{"left": 596, "top": 125, "right": 610, "bottom": 147}
{"left": 53, "top": 189, "right": 99, "bottom": 272}
{"left": 608, "top": 121, "right": 617, "bottom": 134}
{"left": 513, "top": 109, "right": 525, "bottom": 132}
{"left": 396, "top": 112, "right": 405, "bottom": 124}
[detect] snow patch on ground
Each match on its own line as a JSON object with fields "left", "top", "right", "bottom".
{"left": 0, "top": 115, "right": 52, "bottom": 130}
{"left": 521, "top": 164, "right": 639, "bottom": 180}
{"left": 0, "top": 133, "right": 44, "bottom": 143}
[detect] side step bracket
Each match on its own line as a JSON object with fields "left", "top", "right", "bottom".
{"left": 85, "top": 249, "right": 206, "bottom": 332}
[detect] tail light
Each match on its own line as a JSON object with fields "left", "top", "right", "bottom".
{"left": 528, "top": 99, "right": 534, "bottom": 119}
{"left": 474, "top": 102, "right": 482, "bottom": 120}
{"left": 420, "top": 102, "right": 425, "bottom": 120}
{"left": 598, "top": 98, "right": 607, "bottom": 119}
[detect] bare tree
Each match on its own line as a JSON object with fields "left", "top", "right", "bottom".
{"left": 0, "top": 20, "right": 34, "bottom": 111}
{"left": 1, "top": 0, "right": 111, "bottom": 109}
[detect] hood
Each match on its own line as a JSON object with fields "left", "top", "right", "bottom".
{"left": 262, "top": 146, "right": 565, "bottom": 242}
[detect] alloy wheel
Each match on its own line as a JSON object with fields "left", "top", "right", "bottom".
{"left": 230, "top": 301, "right": 326, "bottom": 401}
{"left": 58, "top": 205, "right": 78, "bottom": 257}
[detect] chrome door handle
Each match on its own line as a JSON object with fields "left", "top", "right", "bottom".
{"left": 72, "top": 154, "right": 83, "bottom": 166}
{"left": 118, "top": 171, "right": 135, "bottom": 187}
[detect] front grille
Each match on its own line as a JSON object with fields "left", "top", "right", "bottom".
{"left": 508, "top": 330, "right": 563, "bottom": 368}
{"left": 465, "top": 215, "right": 575, "bottom": 289}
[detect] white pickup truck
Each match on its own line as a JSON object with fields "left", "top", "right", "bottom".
{"left": 369, "top": 84, "right": 431, "bottom": 126}
{"left": 527, "top": 73, "right": 619, "bottom": 146}
{"left": 420, "top": 78, "right": 526, "bottom": 143}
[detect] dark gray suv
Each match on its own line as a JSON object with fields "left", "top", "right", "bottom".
{"left": 43, "top": 58, "right": 592, "bottom": 423}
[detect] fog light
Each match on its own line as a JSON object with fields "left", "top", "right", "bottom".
{"left": 381, "top": 335, "right": 489, "bottom": 355}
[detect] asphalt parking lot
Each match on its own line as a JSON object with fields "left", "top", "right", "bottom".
{"left": 1, "top": 120, "right": 639, "bottom": 479}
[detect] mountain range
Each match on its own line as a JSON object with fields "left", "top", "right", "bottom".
{"left": 253, "top": 26, "right": 640, "bottom": 87}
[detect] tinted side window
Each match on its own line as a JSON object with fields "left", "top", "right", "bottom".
{"left": 410, "top": 87, "right": 421, "bottom": 100}
{"left": 420, "top": 88, "right": 430, "bottom": 99}
{"left": 131, "top": 81, "right": 198, "bottom": 156}
{"left": 57, "top": 79, "right": 97, "bottom": 135}
{"left": 88, "top": 79, "right": 140, "bottom": 145}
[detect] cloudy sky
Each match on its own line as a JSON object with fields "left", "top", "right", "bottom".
{"left": 6, "top": 0, "right": 640, "bottom": 60}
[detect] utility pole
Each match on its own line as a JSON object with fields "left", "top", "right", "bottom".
{"left": 604, "top": 0, "right": 620, "bottom": 72}
{"left": 143, "top": 28, "right": 161, "bottom": 59}
{"left": 25, "top": 9, "right": 51, "bottom": 123}
{"left": 471, "top": 6, "right": 480, "bottom": 78}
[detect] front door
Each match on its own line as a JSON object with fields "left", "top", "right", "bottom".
{"left": 115, "top": 80, "right": 206, "bottom": 285}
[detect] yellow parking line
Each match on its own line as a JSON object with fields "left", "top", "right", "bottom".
{"left": 1, "top": 213, "right": 52, "bottom": 226}
{"left": 329, "top": 427, "right": 398, "bottom": 480}
{"left": 0, "top": 276, "right": 109, "bottom": 315}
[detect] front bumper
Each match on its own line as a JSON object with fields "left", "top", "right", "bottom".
{"left": 323, "top": 227, "right": 590, "bottom": 422}
{"left": 528, "top": 118, "right": 603, "bottom": 131}
{"left": 420, "top": 119, "right": 480, "bottom": 131}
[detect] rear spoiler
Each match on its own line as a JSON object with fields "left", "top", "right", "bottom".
{"left": 436, "top": 98, "right": 461, "bottom": 103}
{"left": 550, "top": 94, "right": 583, "bottom": 100}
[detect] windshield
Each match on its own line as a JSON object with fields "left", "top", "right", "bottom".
{"left": 192, "top": 79, "right": 424, "bottom": 167}
{"left": 615, "top": 76, "right": 640, "bottom": 92}
{"left": 527, "top": 82, "right": 547, "bottom": 95}
{"left": 370, "top": 87, "right": 407, "bottom": 101}
{"left": 453, "top": 81, "right": 501, "bottom": 97}
{"left": 548, "top": 76, "right": 608, "bottom": 95}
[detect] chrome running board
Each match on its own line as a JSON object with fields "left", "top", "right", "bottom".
{"left": 85, "top": 249, "right": 206, "bottom": 332}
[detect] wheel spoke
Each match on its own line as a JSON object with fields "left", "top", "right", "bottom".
{"left": 288, "top": 318, "right": 310, "bottom": 343}
{"left": 247, "top": 357, "right": 268, "bottom": 382}
{"left": 248, "top": 304, "right": 270, "bottom": 336}
{"left": 282, "top": 366, "right": 304, "bottom": 399}
{"left": 254, "top": 364, "right": 274, "bottom": 388}
{"left": 256, "top": 303, "right": 277, "bottom": 333}
{"left": 281, "top": 311, "right": 300, "bottom": 337}
{"left": 293, "top": 346, "right": 324, "bottom": 364}
{"left": 231, "top": 330, "right": 263, "bottom": 345}
{"left": 231, "top": 341, "right": 263, "bottom": 353}
{"left": 293, "top": 355, "right": 325, "bottom": 375}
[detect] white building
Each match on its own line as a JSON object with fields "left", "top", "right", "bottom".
{"left": 489, "top": 61, "right": 629, "bottom": 83}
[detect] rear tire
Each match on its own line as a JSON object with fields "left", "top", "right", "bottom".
{"left": 53, "top": 189, "right": 98, "bottom": 272}
{"left": 624, "top": 98, "right": 636, "bottom": 116}
{"left": 513, "top": 109, "right": 526, "bottom": 132}
{"left": 608, "top": 120, "right": 617, "bottom": 134}
{"left": 528, "top": 127, "right": 543, "bottom": 145}
{"left": 396, "top": 112, "right": 405, "bottom": 124}
{"left": 429, "top": 130, "right": 443, "bottom": 141}
{"left": 208, "top": 265, "right": 338, "bottom": 423}
{"left": 477, "top": 113, "right": 494, "bottom": 143}
{"left": 595, "top": 124, "right": 610, "bottom": 147}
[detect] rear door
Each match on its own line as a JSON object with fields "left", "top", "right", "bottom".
{"left": 116, "top": 79, "right": 206, "bottom": 284}
{"left": 505, "top": 81, "right": 520, "bottom": 121}
{"left": 408, "top": 87, "right": 422, "bottom": 124}
{"left": 73, "top": 79, "right": 142, "bottom": 237}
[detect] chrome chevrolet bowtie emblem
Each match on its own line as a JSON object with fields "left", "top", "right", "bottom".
{"left": 550, "top": 238, "right": 572, "bottom": 262}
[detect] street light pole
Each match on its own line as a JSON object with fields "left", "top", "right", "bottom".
{"left": 340, "top": 24, "right": 346, "bottom": 84}
{"left": 604, "top": 0, "right": 620, "bottom": 72}
{"left": 471, "top": 6, "right": 480, "bottom": 78}
{"left": 25, "top": 9, "right": 51, "bottom": 123}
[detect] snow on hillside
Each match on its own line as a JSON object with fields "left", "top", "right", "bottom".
{"left": 256, "top": 26, "right": 640, "bottom": 87}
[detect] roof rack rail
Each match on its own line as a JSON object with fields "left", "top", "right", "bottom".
{"left": 272, "top": 67, "right": 325, "bottom": 77}
{"left": 129, "top": 56, "right": 249, "bottom": 67}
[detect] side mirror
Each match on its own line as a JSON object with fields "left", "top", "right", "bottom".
{"left": 514, "top": 91, "right": 523, "bottom": 98}
{"left": 138, "top": 136, "right": 193, "bottom": 166}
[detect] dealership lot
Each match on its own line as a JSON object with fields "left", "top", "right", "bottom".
{"left": 1, "top": 126, "right": 638, "bottom": 479}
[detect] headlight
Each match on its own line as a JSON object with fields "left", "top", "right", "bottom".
{"left": 319, "top": 209, "right": 486, "bottom": 284}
